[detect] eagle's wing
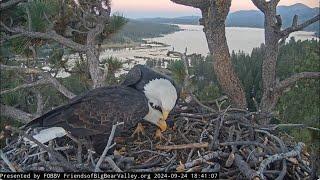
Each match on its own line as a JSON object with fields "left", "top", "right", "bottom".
{"left": 25, "top": 86, "right": 149, "bottom": 138}
{"left": 121, "top": 65, "right": 142, "bottom": 86}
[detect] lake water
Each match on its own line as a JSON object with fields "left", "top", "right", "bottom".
{"left": 98, "top": 24, "right": 318, "bottom": 77}
{"left": 58, "top": 24, "right": 318, "bottom": 78}
{"left": 146, "top": 24, "right": 319, "bottom": 55}
{"left": 101, "top": 24, "right": 318, "bottom": 63}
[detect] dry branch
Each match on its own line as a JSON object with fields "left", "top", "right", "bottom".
{"left": 0, "top": 22, "right": 85, "bottom": 52}
{"left": 170, "top": 0, "right": 210, "bottom": 9}
{"left": 251, "top": 0, "right": 267, "bottom": 12}
{"left": 6, "top": 126, "right": 77, "bottom": 171}
{"left": 43, "top": 74, "right": 76, "bottom": 99}
{"left": 105, "top": 157, "right": 123, "bottom": 172}
{"left": 0, "top": 150, "right": 17, "bottom": 172}
{"left": 167, "top": 50, "right": 217, "bottom": 112}
{"left": 281, "top": 15, "right": 320, "bottom": 37}
{"left": 0, "top": 104, "right": 35, "bottom": 123}
{"left": 275, "top": 72, "right": 320, "bottom": 93}
{"left": 258, "top": 142, "right": 305, "bottom": 179}
{"left": 0, "top": 64, "right": 43, "bottom": 74}
{"left": 234, "top": 153, "right": 260, "bottom": 180}
{"left": 0, "top": 79, "right": 48, "bottom": 95}
{"left": 95, "top": 122, "right": 124, "bottom": 172}
{"left": 156, "top": 142, "right": 209, "bottom": 151}
{"left": 0, "top": 0, "right": 26, "bottom": 11}
{"left": 1, "top": 64, "right": 76, "bottom": 99}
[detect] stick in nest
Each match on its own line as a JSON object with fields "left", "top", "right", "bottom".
{"left": 0, "top": 150, "right": 17, "bottom": 172}
{"left": 6, "top": 126, "right": 77, "bottom": 171}
{"left": 257, "top": 142, "right": 305, "bottom": 180}
{"left": 94, "top": 122, "right": 124, "bottom": 172}
{"left": 156, "top": 142, "right": 208, "bottom": 151}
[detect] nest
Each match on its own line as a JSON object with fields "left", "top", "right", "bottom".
{"left": 0, "top": 102, "right": 316, "bottom": 179}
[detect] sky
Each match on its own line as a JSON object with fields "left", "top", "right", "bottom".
{"left": 111, "top": 0, "right": 319, "bottom": 18}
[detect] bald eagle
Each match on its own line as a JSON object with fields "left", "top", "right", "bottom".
{"left": 122, "top": 65, "right": 180, "bottom": 122}
{"left": 122, "top": 65, "right": 179, "bottom": 139}
{"left": 24, "top": 86, "right": 166, "bottom": 154}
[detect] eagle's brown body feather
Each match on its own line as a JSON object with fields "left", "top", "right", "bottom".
{"left": 25, "top": 86, "right": 149, "bottom": 154}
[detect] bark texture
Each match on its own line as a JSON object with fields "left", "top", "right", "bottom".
{"left": 171, "top": 0, "right": 247, "bottom": 109}
{"left": 251, "top": 0, "right": 320, "bottom": 123}
{"left": 0, "top": 104, "right": 35, "bottom": 123}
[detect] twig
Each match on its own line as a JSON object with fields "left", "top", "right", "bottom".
{"left": 176, "top": 151, "right": 228, "bottom": 171}
{"left": 234, "top": 153, "right": 260, "bottom": 180}
{"left": 179, "top": 112, "right": 218, "bottom": 119}
{"left": 130, "top": 150, "right": 170, "bottom": 157}
{"left": 156, "top": 142, "right": 208, "bottom": 151}
{"left": 129, "top": 157, "right": 161, "bottom": 170}
{"left": 220, "top": 141, "right": 271, "bottom": 152}
{"left": 0, "top": 150, "right": 17, "bottom": 172}
{"left": 94, "top": 122, "right": 124, "bottom": 172}
{"left": 258, "top": 142, "right": 305, "bottom": 179}
{"left": 27, "top": 146, "right": 72, "bottom": 158}
{"left": 105, "top": 156, "right": 123, "bottom": 172}
{"left": 255, "top": 129, "right": 288, "bottom": 180}
{"left": 6, "top": 126, "right": 77, "bottom": 171}
{"left": 0, "top": 104, "right": 35, "bottom": 123}
{"left": 167, "top": 49, "right": 217, "bottom": 112}
{"left": 0, "top": 79, "right": 48, "bottom": 95}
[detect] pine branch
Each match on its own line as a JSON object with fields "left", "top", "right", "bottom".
{"left": 0, "top": 79, "right": 49, "bottom": 95}
{"left": 170, "top": 0, "right": 210, "bottom": 9}
{"left": 0, "top": 0, "right": 26, "bottom": 11}
{"left": 167, "top": 50, "right": 217, "bottom": 112}
{"left": 0, "top": 104, "right": 35, "bottom": 123}
{"left": 251, "top": 0, "right": 268, "bottom": 13}
{"left": 275, "top": 72, "right": 320, "bottom": 93}
{"left": 280, "top": 14, "right": 320, "bottom": 38}
{"left": 1, "top": 64, "right": 76, "bottom": 99}
{"left": 0, "top": 22, "right": 86, "bottom": 52}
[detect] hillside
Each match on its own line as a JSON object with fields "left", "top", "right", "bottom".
{"left": 138, "top": 3, "right": 319, "bottom": 33}
{"left": 138, "top": 16, "right": 200, "bottom": 25}
{"left": 226, "top": 3, "right": 319, "bottom": 33}
{"left": 108, "top": 19, "right": 180, "bottom": 43}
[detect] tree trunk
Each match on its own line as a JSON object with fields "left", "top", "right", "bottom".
{"left": 86, "top": 23, "right": 107, "bottom": 88}
{"left": 171, "top": 0, "right": 247, "bottom": 109}
{"left": 202, "top": 11, "right": 247, "bottom": 109}
{"left": 252, "top": 0, "right": 320, "bottom": 124}
{"left": 260, "top": 10, "right": 280, "bottom": 116}
{"left": 85, "top": 48, "right": 105, "bottom": 88}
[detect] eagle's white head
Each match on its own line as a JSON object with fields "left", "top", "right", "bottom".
{"left": 143, "top": 78, "right": 178, "bottom": 121}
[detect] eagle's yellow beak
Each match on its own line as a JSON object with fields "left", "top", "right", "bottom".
{"left": 162, "top": 111, "right": 170, "bottom": 121}
{"left": 157, "top": 119, "right": 167, "bottom": 132}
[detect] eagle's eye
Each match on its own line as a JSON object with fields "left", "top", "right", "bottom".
{"left": 149, "top": 102, "right": 162, "bottom": 113}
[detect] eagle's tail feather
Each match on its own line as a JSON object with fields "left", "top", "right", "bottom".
{"left": 23, "top": 103, "right": 72, "bottom": 129}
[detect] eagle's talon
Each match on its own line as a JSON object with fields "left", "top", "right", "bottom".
{"left": 154, "top": 128, "right": 166, "bottom": 141}
{"left": 131, "top": 123, "right": 145, "bottom": 140}
{"left": 114, "top": 147, "right": 126, "bottom": 156}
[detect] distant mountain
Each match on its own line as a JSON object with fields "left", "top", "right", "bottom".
{"left": 138, "top": 16, "right": 200, "bottom": 25}
{"left": 138, "top": 3, "right": 319, "bottom": 33}
{"left": 226, "top": 3, "right": 319, "bottom": 33}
